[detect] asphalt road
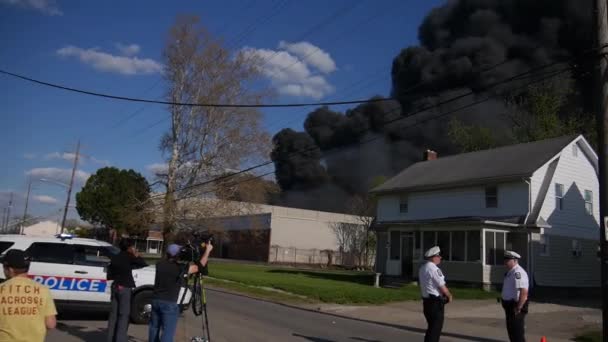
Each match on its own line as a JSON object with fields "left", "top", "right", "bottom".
{"left": 46, "top": 289, "right": 433, "bottom": 342}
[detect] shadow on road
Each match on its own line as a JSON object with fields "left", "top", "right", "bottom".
{"left": 349, "top": 337, "right": 382, "bottom": 342}
{"left": 57, "top": 322, "right": 140, "bottom": 342}
{"left": 58, "top": 311, "right": 108, "bottom": 321}
{"left": 292, "top": 333, "right": 336, "bottom": 342}
{"left": 56, "top": 322, "right": 107, "bottom": 342}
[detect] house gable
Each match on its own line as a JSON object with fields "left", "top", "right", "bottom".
{"left": 530, "top": 136, "right": 599, "bottom": 240}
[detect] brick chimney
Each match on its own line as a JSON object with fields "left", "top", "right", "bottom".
{"left": 424, "top": 149, "right": 438, "bottom": 161}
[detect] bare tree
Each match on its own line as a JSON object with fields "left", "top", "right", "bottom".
{"left": 160, "top": 15, "right": 271, "bottom": 242}
{"left": 346, "top": 195, "right": 376, "bottom": 267}
{"left": 331, "top": 221, "right": 372, "bottom": 268}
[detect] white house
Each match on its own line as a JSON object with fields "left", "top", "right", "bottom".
{"left": 370, "top": 135, "right": 599, "bottom": 289}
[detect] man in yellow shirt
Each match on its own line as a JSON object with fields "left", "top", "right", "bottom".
{"left": 0, "top": 249, "right": 57, "bottom": 342}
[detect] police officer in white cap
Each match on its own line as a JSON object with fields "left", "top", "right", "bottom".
{"left": 418, "top": 246, "right": 453, "bottom": 342}
{"left": 501, "top": 250, "right": 529, "bottom": 342}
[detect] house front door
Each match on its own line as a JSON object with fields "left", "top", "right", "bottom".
{"left": 401, "top": 234, "right": 414, "bottom": 279}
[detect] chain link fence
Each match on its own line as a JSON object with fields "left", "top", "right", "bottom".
{"left": 269, "top": 245, "right": 375, "bottom": 268}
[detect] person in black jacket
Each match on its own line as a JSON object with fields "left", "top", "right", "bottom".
{"left": 106, "top": 239, "right": 148, "bottom": 342}
{"left": 148, "top": 242, "right": 213, "bottom": 342}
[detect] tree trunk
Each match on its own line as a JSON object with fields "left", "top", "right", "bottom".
{"left": 163, "top": 128, "right": 180, "bottom": 247}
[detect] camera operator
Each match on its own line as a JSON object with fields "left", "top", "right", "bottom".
{"left": 107, "top": 239, "right": 148, "bottom": 342}
{"left": 148, "top": 241, "right": 213, "bottom": 342}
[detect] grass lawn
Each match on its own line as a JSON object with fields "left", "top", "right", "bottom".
{"left": 573, "top": 330, "right": 602, "bottom": 342}
{"left": 207, "top": 262, "right": 497, "bottom": 304}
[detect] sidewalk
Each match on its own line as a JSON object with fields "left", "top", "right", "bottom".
{"left": 309, "top": 299, "right": 600, "bottom": 342}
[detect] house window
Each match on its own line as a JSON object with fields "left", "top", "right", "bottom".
{"left": 484, "top": 231, "right": 506, "bottom": 266}
{"left": 438, "top": 231, "right": 451, "bottom": 261}
{"left": 585, "top": 190, "right": 593, "bottom": 215}
{"left": 420, "top": 231, "right": 481, "bottom": 262}
{"left": 451, "top": 231, "right": 466, "bottom": 261}
{"left": 485, "top": 231, "right": 495, "bottom": 265}
{"left": 399, "top": 196, "right": 408, "bottom": 214}
{"left": 572, "top": 239, "right": 582, "bottom": 257}
{"left": 573, "top": 144, "right": 579, "bottom": 157}
{"left": 422, "top": 231, "right": 436, "bottom": 255}
{"left": 540, "top": 235, "right": 550, "bottom": 256}
{"left": 555, "top": 183, "right": 564, "bottom": 210}
{"left": 467, "top": 231, "right": 481, "bottom": 262}
{"left": 485, "top": 186, "right": 498, "bottom": 208}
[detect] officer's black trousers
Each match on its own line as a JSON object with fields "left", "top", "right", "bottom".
{"left": 422, "top": 296, "right": 444, "bottom": 342}
{"left": 502, "top": 300, "right": 527, "bottom": 342}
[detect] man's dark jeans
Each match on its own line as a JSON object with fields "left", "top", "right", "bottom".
{"left": 107, "top": 285, "right": 132, "bottom": 342}
{"left": 148, "top": 299, "right": 180, "bottom": 342}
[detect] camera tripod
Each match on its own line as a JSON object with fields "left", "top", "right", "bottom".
{"left": 179, "top": 271, "right": 211, "bottom": 342}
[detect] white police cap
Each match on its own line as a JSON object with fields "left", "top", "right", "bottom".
{"left": 424, "top": 246, "right": 441, "bottom": 258}
{"left": 504, "top": 250, "right": 521, "bottom": 259}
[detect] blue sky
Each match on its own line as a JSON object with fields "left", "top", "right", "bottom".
{"left": 0, "top": 0, "right": 442, "bottom": 223}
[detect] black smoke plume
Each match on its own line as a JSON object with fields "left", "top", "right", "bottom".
{"left": 272, "top": 0, "right": 595, "bottom": 213}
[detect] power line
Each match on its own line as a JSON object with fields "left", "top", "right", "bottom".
{"left": 146, "top": 58, "right": 574, "bottom": 204}
{"left": 106, "top": 78, "right": 163, "bottom": 129}
{"left": 109, "top": 1, "right": 359, "bottom": 137}
{"left": 147, "top": 66, "right": 572, "bottom": 209}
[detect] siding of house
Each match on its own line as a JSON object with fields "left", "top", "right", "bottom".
{"left": 483, "top": 265, "right": 507, "bottom": 284}
{"left": 533, "top": 139, "right": 600, "bottom": 240}
{"left": 533, "top": 235, "right": 600, "bottom": 287}
{"left": 413, "top": 261, "right": 483, "bottom": 283}
{"left": 376, "top": 182, "right": 529, "bottom": 223}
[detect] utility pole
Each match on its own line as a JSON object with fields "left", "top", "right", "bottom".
{"left": 21, "top": 179, "right": 32, "bottom": 235}
{"left": 596, "top": 0, "right": 608, "bottom": 337}
{"left": 60, "top": 140, "right": 80, "bottom": 234}
{"left": 1, "top": 207, "right": 6, "bottom": 232}
{"left": 5, "top": 192, "right": 13, "bottom": 233}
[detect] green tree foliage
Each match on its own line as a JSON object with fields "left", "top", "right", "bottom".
{"left": 449, "top": 76, "right": 596, "bottom": 153}
{"left": 448, "top": 118, "right": 498, "bottom": 153}
{"left": 76, "top": 167, "right": 152, "bottom": 237}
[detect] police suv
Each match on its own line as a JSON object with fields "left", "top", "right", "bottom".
{"left": 0, "top": 234, "right": 159, "bottom": 324}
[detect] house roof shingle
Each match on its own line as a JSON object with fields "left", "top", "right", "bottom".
{"left": 371, "top": 135, "right": 577, "bottom": 194}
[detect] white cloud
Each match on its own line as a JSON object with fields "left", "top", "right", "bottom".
{"left": 33, "top": 195, "right": 59, "bottom": 205}
{"left": 146, "top": 163, "right": 168, "bottom": 175}
{"left": 278, "top": 41, "right": 336, "bottom": 73}
{"left": 0, "top": 0, "right": 62, "bottom": 15}
{"left": 45, "top": 152, "right": 110, "bottom": 166}
{"left": 45, "top": 152, "right": 77, "bottom": 162}
{"left": 241, "top": 42, "right": 336, "bottom": 99}
{"left": 26, "top": 167, "right": 90, "bottom": 185}
{"left": 90, "top": 157, "right": 110, "bottom": 166}
{"left": 23, "top": 153, "right": 37, "bottom": 160}
{"left": 115, "top": 43, "right": 141, "bottom": 57}
{"left": 56, "top": 45, "right": 163, "bottom": 76}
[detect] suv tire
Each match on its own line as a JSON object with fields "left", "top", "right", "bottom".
{"left": 130, "top": 290, "right": 153, "bottom": 324}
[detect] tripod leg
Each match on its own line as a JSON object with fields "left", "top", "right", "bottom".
{"left": 202, "top": 284, "right": 211, "bottom": 342}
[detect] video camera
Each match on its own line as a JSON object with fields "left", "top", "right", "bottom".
{"left": 176, "top": 229, "right": 213, "bottom": 275}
